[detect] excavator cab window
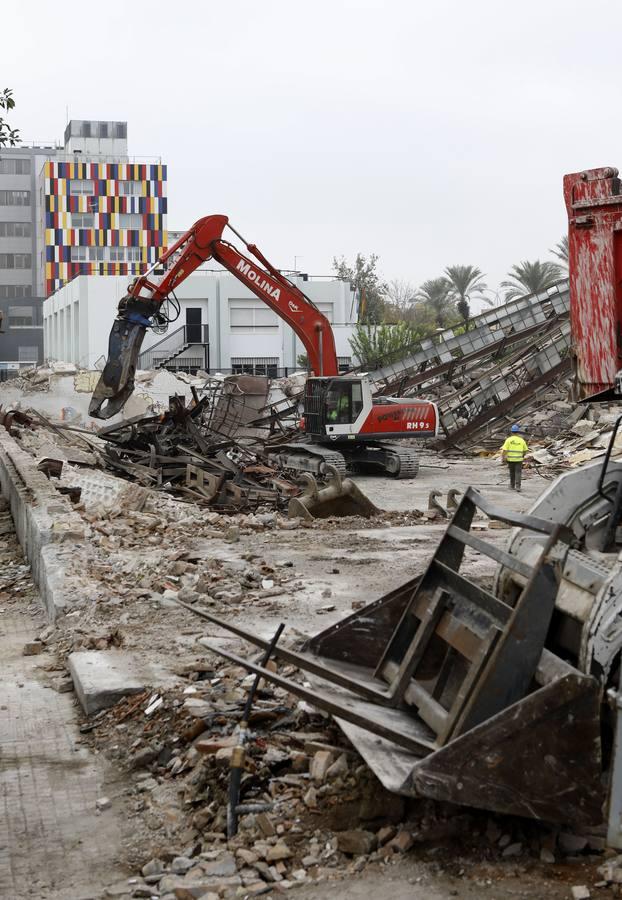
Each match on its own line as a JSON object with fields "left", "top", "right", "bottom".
{"left": 325, "top": 380, "right": 363, "bottom": 425}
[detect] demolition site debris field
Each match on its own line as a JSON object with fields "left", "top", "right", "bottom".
{"left": 0, "top": 414, "right": 608, "bottom": 899}
{"left": 3, "top": 363, "right": 622, "bottom": 900}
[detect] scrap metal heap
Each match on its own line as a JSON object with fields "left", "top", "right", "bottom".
{"left": 91, "top": 378, "right": 297, "bottom": 511}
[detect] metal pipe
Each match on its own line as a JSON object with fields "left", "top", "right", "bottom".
{"left": 227, "top": 622, "right": 284, "bottom": 838}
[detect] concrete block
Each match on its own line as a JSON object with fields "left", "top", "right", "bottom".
{"left": 68, "top": 650, "right": 146, "bottom": 715}
{"left": 0, "top": 427, "right": 100, "bottom": 620}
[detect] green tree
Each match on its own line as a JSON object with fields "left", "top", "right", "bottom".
{"left": 0, "top": 89, "right": 19, "bottom": 147}
{"left": 501, "top": 260, "right": 565, "bottom": 301}
{"left": 415, "top": 277, "right": 456, "bottom": 328}
{"left": 332, "top": 253, "right": 386, "bottom": 324}
{"left": 349, "top": 321, "right": 426, "bottom": 369}
{"left": 444, "top": 265, "right": 487, "bottom": 330}
{"left": 550, "top": 235, "right": 569, "bottom": 267}
{"left": 296, "top": 352, "right": 309, "bottom": 369}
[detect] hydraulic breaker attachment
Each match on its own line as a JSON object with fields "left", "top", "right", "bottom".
{"left": 89, "top": 316, "right": 148, "bottom": 420}
{"left": 288, "top": 466, "right": 380, "bottom": 520}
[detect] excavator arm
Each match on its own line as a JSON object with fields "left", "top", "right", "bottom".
{"left": 89, "top": 214, "right": 339, "bottom": 419}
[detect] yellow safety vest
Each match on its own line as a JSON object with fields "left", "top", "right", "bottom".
{"left": 502, "top": 435, "right": 528, "bottom": 462}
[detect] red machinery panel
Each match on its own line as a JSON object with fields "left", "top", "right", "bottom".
{"left": 359, "top": 400, "right": 438, "bottom": 436}
{"left": 564, "top": 166, "right": 622, "bottom": 399}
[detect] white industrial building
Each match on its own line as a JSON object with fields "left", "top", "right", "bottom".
{"left": 43, "top": 271, "right": 359, "bottom": 375}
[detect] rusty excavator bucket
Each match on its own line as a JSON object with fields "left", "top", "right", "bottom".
{"left": 288, "top": 466, "right": 380, "bottom": 521}
{"left": 202, "top": 487, "right": 605, "bottom": 830}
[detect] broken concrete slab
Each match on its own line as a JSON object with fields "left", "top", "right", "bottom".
{"left": 68, "top": 650, "right": 146, "bottom": 715}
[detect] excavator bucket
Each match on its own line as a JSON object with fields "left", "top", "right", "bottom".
{"left": 202, "top": 486, "right": 605, "bottom": 830}
{"left": 89, "top": 318, "right": 147, "bottom": 419}
{"left": 288, "top": 466, "right": 380, "bottom": 521}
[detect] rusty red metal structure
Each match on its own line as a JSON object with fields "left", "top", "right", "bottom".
{"left": 564, "top": 166, "right": 622, "bottom": 399}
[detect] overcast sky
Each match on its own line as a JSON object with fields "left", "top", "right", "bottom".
{"left": 5, "top": 0, "right": 621, "bottom": 300}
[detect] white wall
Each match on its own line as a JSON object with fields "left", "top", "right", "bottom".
{"left": 43, "top": 276, "right": 128, "bottom": 368}
{"left": 43, "top": 272, "right": 358, "bottom": 371}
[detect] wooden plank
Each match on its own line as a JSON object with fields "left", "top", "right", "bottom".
{"left": 447, "top": 525, "right": 534, "bottom": 579}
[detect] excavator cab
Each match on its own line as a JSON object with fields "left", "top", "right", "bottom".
{"left": 302, "top": 377, "right": 368, "bottom": 438}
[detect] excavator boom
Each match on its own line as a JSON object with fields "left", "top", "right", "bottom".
{"left": 89, "top": 215, "right": 338, "bottom": 418}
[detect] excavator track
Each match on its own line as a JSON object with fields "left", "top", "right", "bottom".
{"left": 344, "top": 441, "right": 421, "bottom": 479}
{"left": 266, "top": 442, "right": 347, "bottom": 478}
{"left": 382, "top": 443, "right": 421, "bottom": 479}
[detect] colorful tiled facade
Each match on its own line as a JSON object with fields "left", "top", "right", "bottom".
{"left": 43, "top": 160, "right": 167, "bottom": 296}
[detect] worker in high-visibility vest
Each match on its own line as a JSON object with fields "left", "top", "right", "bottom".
{"left": 501, "top": 424, "right": 529, "bottom": 492}
{"left": 327, "top": 392, "right": 350, "bottom": 423}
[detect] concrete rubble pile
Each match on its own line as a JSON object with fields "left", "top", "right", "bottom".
{"left": 70, "top": 655, "right": 611, "bottom": 899}
{"left": 461, "top": 379, "right": 622, "bottom": 473}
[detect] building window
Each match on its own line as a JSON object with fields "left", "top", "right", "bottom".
{"left": 230, "top": 299, "right": 278, "bottom": 332}
{"left": 119, "top": 212, "right": 142, "bottom": 229}
{"left": 69, "top": 180, "right": 94, "bottom": 196}
{"left": 8, "top": 306, "right": 34, "bottom": 327}
{"left": 0, "top": 253, "right": 31, "bottom": 269}
{"left": 0, "top": 158, "right": 31, "bottom": 175}
{"left": 0, "top": 284, "right": 32, "bottom": 299}
{"left": 231, "top": 357, "right": 279, "bottom": 377}
{"left": 70, "top": 246, "right": 143, "bottom": 263}
{"left": 316, "top": 302, "right": 334, "bottom": 323}
{"left": 71, "top": 213, "right": 94, "bottom": 229}
{"left": 82, "top": 122, "right": 92, "bottom": 138}
{"left": 115, "top": 122, "right": 127, "bottom": 139}
{"left": 337, "top": 356, "right": 352, "bottom": 373}
{"left": 18, "top": 345, "right": 39, "bottom": 364}
{"left": 119, "top": 180, "right": 143, "bottom": 196}
{"left": 98, "top": 122, "right": 109, "bottom": 138}
{"left": 0, "top": 190, "right": 30, "bottom": 206}
{"left": 0, "top": 221, "right": 31, "bottom": 237}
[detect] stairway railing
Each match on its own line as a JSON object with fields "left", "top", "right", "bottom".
{"left": 138, "top": 324, "right": 209, "bottom": 371}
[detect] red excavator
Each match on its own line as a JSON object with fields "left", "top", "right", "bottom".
{"left": 89, "top": 214, "right": 438, "bottom": 477}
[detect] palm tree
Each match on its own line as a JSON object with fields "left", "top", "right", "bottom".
{"left": 415, "top": 277, "right": 455, "bottom": 328}
{"left": 501, "top": 260, "right": 565, "bottom": 301}
{"left": 444, "top": 265, "right": 487, "bottom": 330}
{"left": 550, "top": 235, "right": 569, "bottom": 268}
